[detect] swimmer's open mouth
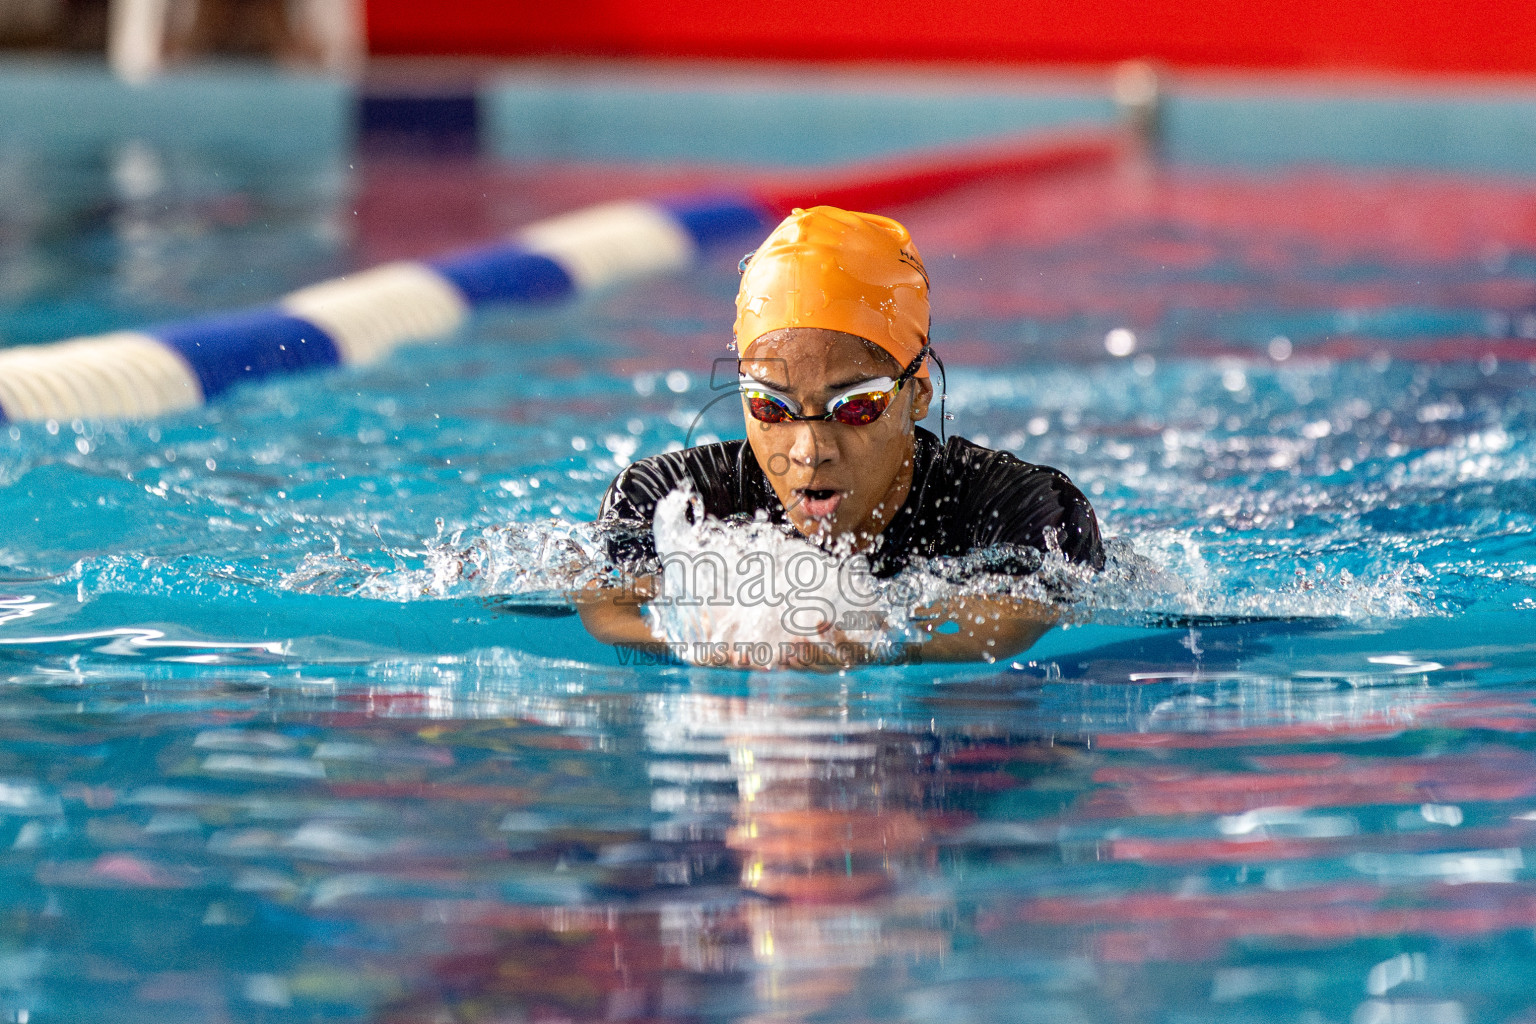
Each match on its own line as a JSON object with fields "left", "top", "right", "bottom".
{"left": 794, "top": 488, "right": 843, "bottom": 520}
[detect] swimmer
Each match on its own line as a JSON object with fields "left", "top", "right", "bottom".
{"left": 578, "top": 205, "right": 1104, "bottom": 667}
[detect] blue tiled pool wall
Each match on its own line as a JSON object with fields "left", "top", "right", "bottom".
{"left": 4, "top": 58, "right": 1536, "bottom": 174}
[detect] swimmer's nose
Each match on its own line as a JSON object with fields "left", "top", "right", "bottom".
{"left": 789, "top": 421, "right": 836, "bottom": 466}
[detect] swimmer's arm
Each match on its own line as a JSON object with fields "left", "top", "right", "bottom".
{"left": 910, "top": 594, "right": 1057, "bottom": 662}
{"left": 573, "top": 576, "right": 661, "bottom": 649}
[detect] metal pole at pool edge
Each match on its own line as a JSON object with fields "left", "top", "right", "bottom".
{"left": 0, "top": 127, "right": 1128, "bottom": 425}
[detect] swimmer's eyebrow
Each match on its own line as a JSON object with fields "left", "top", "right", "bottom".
{"left": 740, "top": 373, "right": 886, "bottom": 393}
{"left": 739, "top": 374, "right": 790, "bottom": 392}
{"left": 825, "top": 374, "right": 887, "bottom": 391}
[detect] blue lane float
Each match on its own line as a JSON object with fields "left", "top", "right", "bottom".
{"left": 428, "top": 246, "right": 575, "bottom": 306}
{"left": 0, "top": 196, "right": 774, "bottom": 424}
{"left": 157, "top": 309, "right": 342, "bottom": 399}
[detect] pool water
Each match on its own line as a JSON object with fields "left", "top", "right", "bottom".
{"left": 5, "top": 144, "right": 1536, "bottom": 1022}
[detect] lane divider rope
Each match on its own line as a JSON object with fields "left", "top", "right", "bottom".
{"left": 0, "top": 128, "right": 1119, "bottom": 424}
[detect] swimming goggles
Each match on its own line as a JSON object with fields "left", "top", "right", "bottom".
{"left": 739, "top": 346, "right": 929, "bottom": 427}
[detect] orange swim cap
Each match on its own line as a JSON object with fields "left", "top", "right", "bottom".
{"left": 734, "top": 206, "right": 930, "bottom": 378}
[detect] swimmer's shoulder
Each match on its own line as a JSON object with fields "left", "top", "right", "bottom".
{"left": 933, "top": 431, "right": 1074, "bottom": 486}
{"left": 599, "top": 440, "right": 755, "bottom": 520}
{"left": 924, "top": 430, "right": 1104, "bottom": 568}
{"left": 913, "top": 428, "right": 1065, "bottom": 486}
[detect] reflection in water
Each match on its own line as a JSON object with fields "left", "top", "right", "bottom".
{"left": 0, "top": 635, "right": 1532, "bottom": 1019}
{"left": 373, "top": 690, "right": 1009, "bottom": 1023}
{"left": 659, "top": 695, "right": 967, "bottom": 1022}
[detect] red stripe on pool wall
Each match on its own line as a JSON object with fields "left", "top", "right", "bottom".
{"left": 366, "top": 0, "right": 1536, "bottom": 76}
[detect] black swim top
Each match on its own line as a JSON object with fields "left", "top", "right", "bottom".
{"left": 596, "top": 426, "right": 1105, "bottom": 578}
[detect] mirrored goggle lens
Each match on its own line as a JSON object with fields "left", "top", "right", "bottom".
{"left": 829, "top": 390, "right": 893, "bottom": 425}
{"left": 746, "top": 392, "right": 795, "bottom": 423}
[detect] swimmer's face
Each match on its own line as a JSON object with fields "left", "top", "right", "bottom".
{"left": 739, "top": 327, "right": 932, "bottom": 547}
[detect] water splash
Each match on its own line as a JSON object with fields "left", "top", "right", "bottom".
{"left": 278, "top": 518, "right": 611, "bottom": 601}
{"left": 636, "top": 484, "right": 1439, "bottom": 664}
{"left": 1075, "top": 533, "right": 1438, "bottom": 625}
{"left": 645, "top": 486, "right": 915, "bottom": 654}
{"left": 264, "top": 485, "right": 1437, "bottom": 655}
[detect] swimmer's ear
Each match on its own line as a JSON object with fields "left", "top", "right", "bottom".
{"left": 910, "top": 377, "right": 933, "bottom": 422}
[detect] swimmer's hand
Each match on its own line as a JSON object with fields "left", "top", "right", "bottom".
{"left": 777, "top": 595, "right": 1056, "bottom": 668}
{"left": 572, "top": 576, "right": 661, "bottom": 649}
{"left": 574, "top": 583, "right": 876, "bottom": 671}
{"left": 912, "top": 594, "right": 1057, "bottom": 662}
{"left": 762, "top": 597, "right": 1058, "bottom": 668}
{"left": 574, "top": 583, "right": 1054, "bottom": 668}
{"left": 770, "top": 621, "right": 881, "bottom": 672}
